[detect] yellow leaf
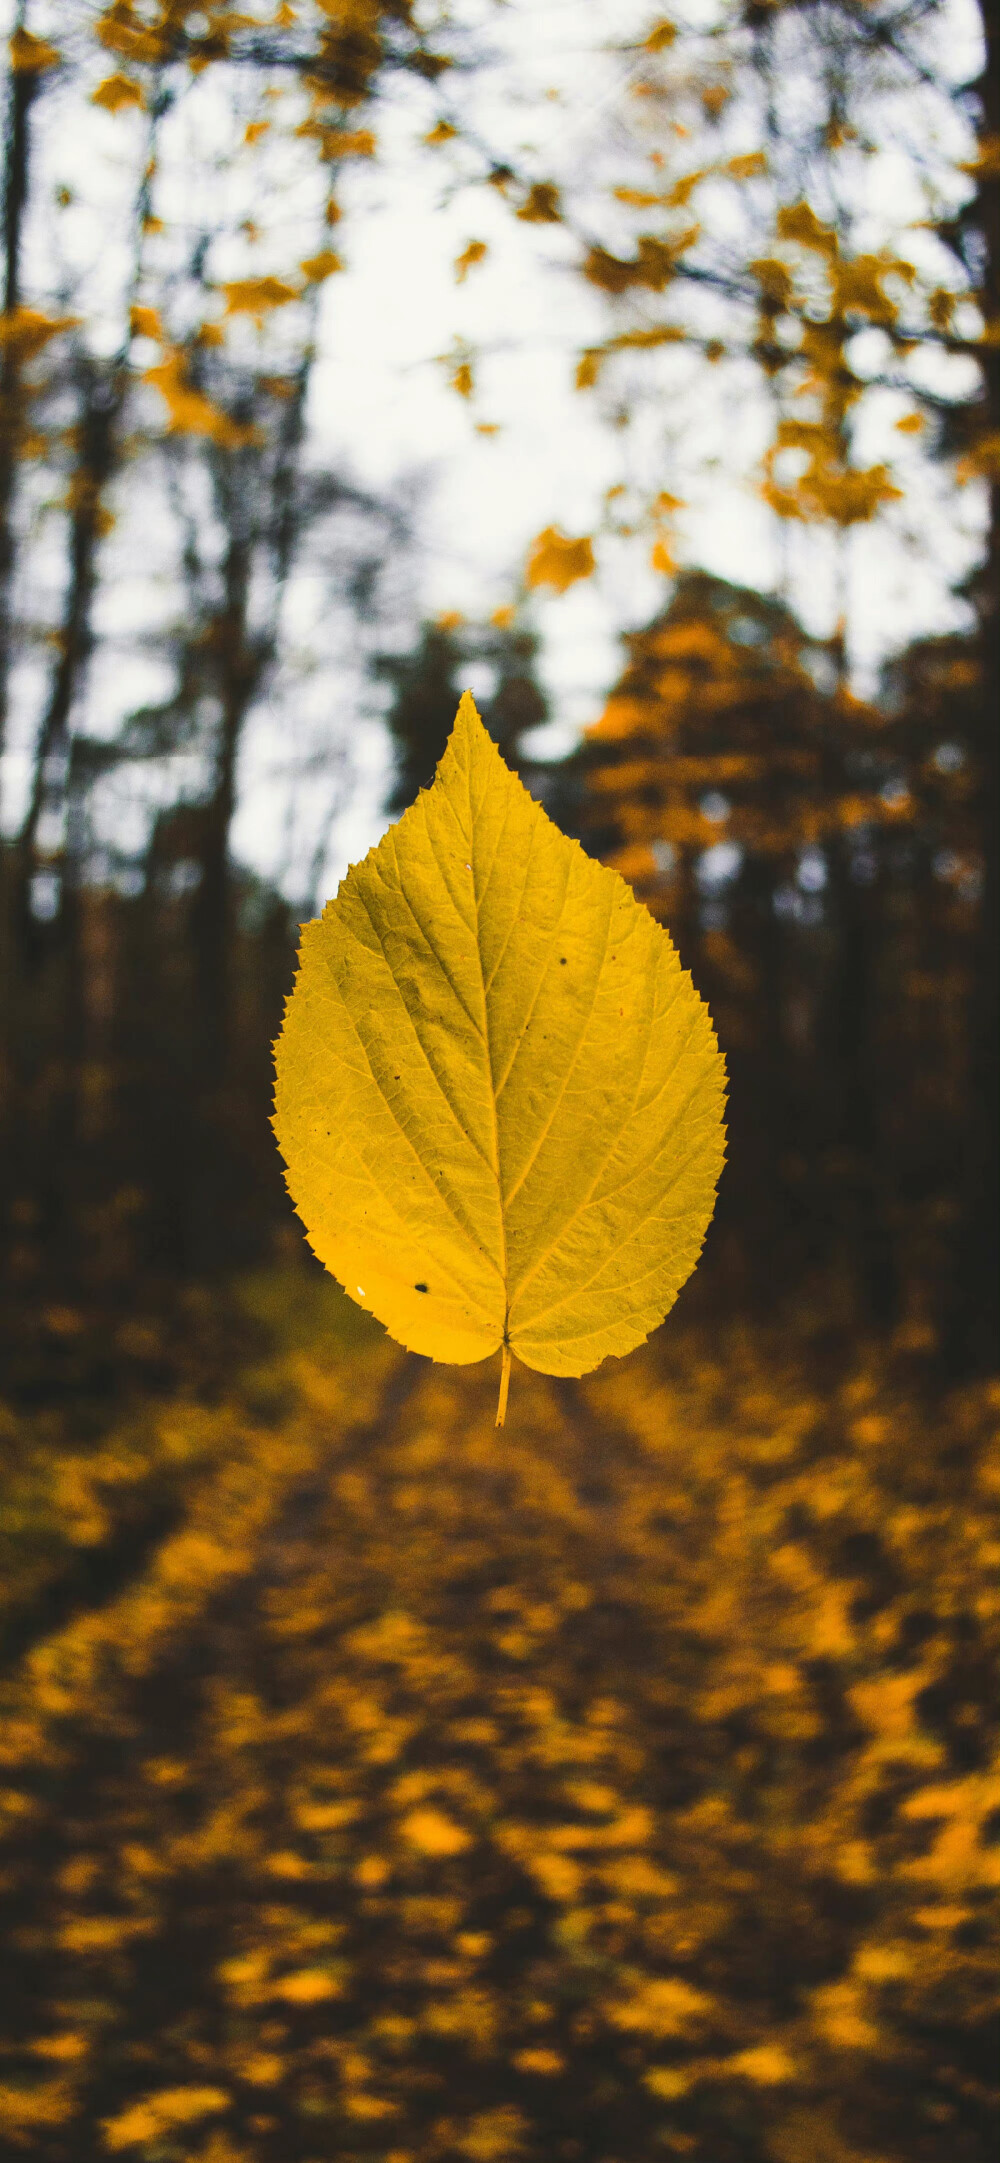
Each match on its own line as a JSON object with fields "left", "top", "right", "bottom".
{"left": 956, "top": 429, "right": 1000, "bottom": 483}
{"left": 31, "top": 2033, "right": 88, "bottom": 2062}
{"left": 0, "top": 307, "right": 77, "bottom": 360}
{"left": 144, "top": 352, "right": 259, "bottom": 447}
{"left": 726, "top": 2044, "right": 796, "bottom": 2084}
{"left": 959, "top": 131, "right": 1000, "bottom": 180}
{"left": 663, "top": 167, "right": 708, "bottom": 208}
{"left": 312, "top": 0, "right": 381, "bottom": 28}
{"left": 129, "top": 304, "right": 163, "bottom": 341}
{"left": 833, "top": 252, "right": 913, "bottom": 325}
{"left": 584, "top": 236, "right": 694, "bottom": 294}
{"left": 96, "top": 8, "right": 165, "bottom": 64}
{"left": 525, "top": 527, "right": 595, "bottom": 593}
{"left": 777, "top": 200, "right": 838, "bottom": 256}
{"left": 273, "top": 1967, "right": 340, "bottom": 2001}
{"left": 239, "top": 2052, "right": 283, "bottom": 2084}
{"left": 516, "top": 182, "right": 562, "bottom": 223}
{"left": 10, "top": 27, "right": 60, "bottom": 72}
{"left": 751, "top": 256, "right": 795, "bottom": 307}
{"left": 401, "top": 1806, "right": 470, "bottom": 1855}
{"left": 0, "top": 2080, "right": 72, "bottom": 2130}
{"left": 454, "top": 239, "right": 488, "bottom": 283}
{"left": 335, "top": 127, "right": 377, "bottom": 157}
{"left": 610, "top": 1975, "right": 712, "bottom": 2036}
{"left": 300, "top": 249, "right": 343, "bottom": 282}
{"left": 298, "top": 121, "right": 376, "bottom": 160}
{"left": 92, "top": 69, "right": 143, "bottom": 114}
{"left": 272, "top": 696, "right": 725, "bottom": 1402}
{"left": 103, "top": 2087, "right": 229, "bottom": 2150}
{"left": 425, "top": 120, "right": 457, "bottom": 145}
{"left": 222, "top": 276, "right": 299, "bottom": 319}
{"left": 610, "top": 326, "right": 685, "bottom": 354}
{"left": 645, "top": 2068, "right": 690, "bottom": 2098}
{"left": 644, "top": 20, "right": 676, "bottom": 51}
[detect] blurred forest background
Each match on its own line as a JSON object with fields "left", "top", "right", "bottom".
{"left": 0, "top": 3, "right": 997, "bottom": 2161}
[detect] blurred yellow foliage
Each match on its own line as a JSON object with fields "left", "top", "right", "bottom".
{"left": 221, "top": 276, "right": 299, "bottom": 319}
{"left": 524, "top": 526, "right": 595, "bottom": 592}
{"left": 144, "top": 351, "right": 261, "bottom": 444}
{"left": 0, "top": 307, "right": 77, "bottom": 361}
{"left": 9, "top": 28, "right": 60, "bottom": 73}
{"left": 300, "top": 247, "right": 343, "bottom": 281}
{"left": 455, "top": 239, "right": 489, "bottom": 282}
{"left": 91, "top": 71, "right": 143, "bottom": 111}
{"left": 103, "top": 2085, "right": 230, "bottom": 2149}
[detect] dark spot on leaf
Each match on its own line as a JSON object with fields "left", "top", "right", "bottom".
{"left": 415, "top": 1282, "right": 428, "bottom": 1293}
{"left": 560, "top": 956, "right": 567, "bottom": 964}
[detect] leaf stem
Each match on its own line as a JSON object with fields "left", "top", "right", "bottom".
{"left": 495, "top": 1342, "right": 511, "bottom": 1427}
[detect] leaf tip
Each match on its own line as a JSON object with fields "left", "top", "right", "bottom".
{"left": 454, "top": 688, "right": 484, "bottom": 734}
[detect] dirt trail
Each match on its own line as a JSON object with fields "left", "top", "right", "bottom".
{"left": 0, "top": 1286, "right": 995, "bottom": 2162}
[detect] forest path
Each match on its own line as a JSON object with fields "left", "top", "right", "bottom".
{"left": 0, "top": 1276, "right": 995, "bottom": 2163}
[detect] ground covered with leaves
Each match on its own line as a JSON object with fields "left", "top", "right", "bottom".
{"left": 0, "top": 1277, "right": 996, "bottom": 2163}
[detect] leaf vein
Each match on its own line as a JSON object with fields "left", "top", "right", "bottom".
{"left": 508, "top": 967, "right": 676, "bottom": 1304}
{"left": 340, "top": 891, "right": 500, "bottom": 1207}
{"left": 483, "top": 831, "right": 537, "bottom": 999}
{"left": 512, "top": 1116, "right": 717, "bottom": 1333}
{"left": 383, "top": 834, "right": 486, "bottom": 1040}
{"left": 299, "top": 1026, "right": 501, "bottom": 1315}
{"left": 501, "top": 875, "right": 616, "bottom": 1192}
{"left": 493, "top": 852, "right": 577, "bottom": 1105}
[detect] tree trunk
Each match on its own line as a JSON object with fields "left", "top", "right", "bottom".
{"left": 946, "top": 1, "right": 999, "bottom": 1372}
{"left": 0, "top": 21, "right": 38, "bottom": 756}
{"left": 18, "top": 363, "right": 117, "bottom": 923}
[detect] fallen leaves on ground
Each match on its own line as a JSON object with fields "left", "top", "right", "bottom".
{"left": 0, "top": 1275, "right": 995, "bottom": 2160}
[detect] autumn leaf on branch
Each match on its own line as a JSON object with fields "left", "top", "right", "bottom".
{"left": 9, "top": 26, "right": 60, "bottom": 73}
{"left": 273, "top": 696, "right": 725, "bottom": 1423}
{"left": 516, "top": 182, "right": 562, "bottom": 223}
{"left": 222, "top": 276, "right": 300, "bottom": 322}
{"left": 525, "top": 527, "right": 595, "bottom": 593}
{"left": 92, "top": 71, "right": 143, "bottom": 111}
{"left": 129, "top": 303, "right": 163, "bottom": 340}
{"left": 0, "top": 307, "right": 78, "bottom": 361}
{"left": 300, "top": 249, "right": 344, "bottom": 284}
{"left": 143, "top": 352, "right": 260, "bottom": 447}
{"left": 454, "top": 239, "right": 488, "bottom": 283}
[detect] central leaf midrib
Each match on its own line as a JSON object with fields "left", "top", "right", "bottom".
{"left": 467, "top": 760, "right": 510, "bottom": 1325}
{"left": 501, "top": 875, "right": 617, "bottom": 1217}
